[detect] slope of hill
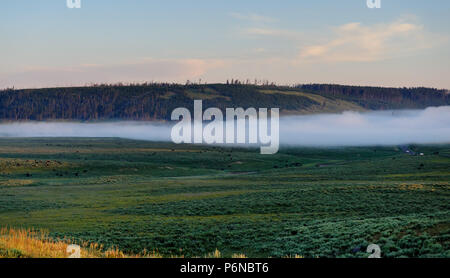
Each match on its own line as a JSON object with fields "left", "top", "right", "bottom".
{"left": 0, "top": 84, "right": 448, "bottom": 121}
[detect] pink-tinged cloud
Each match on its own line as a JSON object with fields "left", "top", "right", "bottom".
{"left": 298, "top": 19, "right": 442, "bottom": 63}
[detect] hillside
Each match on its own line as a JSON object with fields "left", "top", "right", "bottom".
{"left": 0, "top": 84, "right": 448, "bottom": 121}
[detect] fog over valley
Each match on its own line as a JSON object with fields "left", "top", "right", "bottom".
{"left": 0, "top": 106, "right": 449, "bottom": 147}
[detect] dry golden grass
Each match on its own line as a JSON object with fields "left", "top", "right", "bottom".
{"left": 0, "top": 227, "right": 301, "bottom": 258}
{"left": 0, "top": 227, "right": 247, "bottom": 258}
{"left": 0, "top": 227, "right": 78, "bottom": 258}
{"left": 0, "top": 227, "right": 161, "bottom": 258}
{"left": 284, "top": 254, "right": 304, "bottom": 258}
{"left": 231, "top": 253, "right": 247, "bottom": 258}
{"left": 0, "top": 179, "right": 34, "bottom": 187}
{"left": 206, "top": 249, "right": 222, "bottom": 258}
{"left": 0, "top": 158, "right": 72, "bottom": 174}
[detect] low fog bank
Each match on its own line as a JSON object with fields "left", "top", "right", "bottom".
{"left": 0, "top": 106, "right": 449, "bottom": 147}
{"left": 280, "top": 106, "right": 450, "bottom": 146}
{"left": 0, "top": 121, "right": 172, "bottom": 141}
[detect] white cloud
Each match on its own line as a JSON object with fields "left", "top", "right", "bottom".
{"left": 299, "top": 18, "right": 440, "bottom": 62}
{"left": 243, "top": 27, "right": 297, "bottom": 37}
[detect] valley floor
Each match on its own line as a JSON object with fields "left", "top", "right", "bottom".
{"left": 0, "top": 138, "right": 448, "bottom": 258}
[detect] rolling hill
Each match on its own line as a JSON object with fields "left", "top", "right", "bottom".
{"left": 0, "top": 83, "right": 448, "bottom": 121}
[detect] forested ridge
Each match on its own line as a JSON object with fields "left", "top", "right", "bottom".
{"left": 0, "top": 83, "right": 448, "bottom": 121}
{"left": 298, "top": 84, "right": 449, "bottom": 110}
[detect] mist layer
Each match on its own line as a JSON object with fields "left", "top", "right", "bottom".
{"left": 0, "top": 106, "right": 449, "bottom": 147}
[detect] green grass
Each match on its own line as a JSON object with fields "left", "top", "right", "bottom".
{"left": 0, "top": 138, "right": 448, "bottom": 258}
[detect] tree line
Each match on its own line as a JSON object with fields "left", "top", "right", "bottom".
{"left": 0, "top": 83, "right": 448, "bottom": 121}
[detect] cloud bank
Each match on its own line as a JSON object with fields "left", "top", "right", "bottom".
{"left": 298, "top": 18, "right": 439, "bottom": 62}
{"left": 0, "top": 106, "right": 449, "bottom": 147}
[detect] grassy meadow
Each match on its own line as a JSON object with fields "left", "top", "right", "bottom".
{"left": 0, "top": 138, "right": 449, "bottom": 258}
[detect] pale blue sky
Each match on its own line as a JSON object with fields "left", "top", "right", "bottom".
{"left": 1, "top": 0, "right": 449, "bottom": 88}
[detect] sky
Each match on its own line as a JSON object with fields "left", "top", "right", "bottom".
{"left": 1, "top": 0, "right": 449, "bottom": 89}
